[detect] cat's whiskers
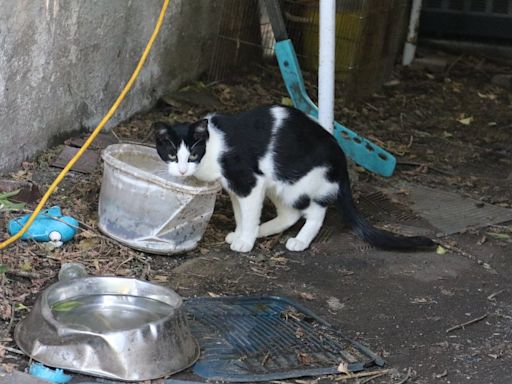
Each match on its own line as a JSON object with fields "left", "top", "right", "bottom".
{"left": 153, "top": 168, "right": 171, "bottom": 177}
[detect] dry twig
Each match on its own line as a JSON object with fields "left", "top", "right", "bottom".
{"left": 334, "top": 369, "right": 391, "bottom": 381}
{"left": 261, "top": 351, "right": 270, "bottom": 366}
{"left": 446, "top": 314, "right": 488, "bottom": 333}
{"left": 0, "top": 345, "right": 24, "bottom": 355}
{"left": 396, "top": 368, "right": 412, "bottom": 384}
{"left": 487, "top": 290, "right": 505, "bottom": 301}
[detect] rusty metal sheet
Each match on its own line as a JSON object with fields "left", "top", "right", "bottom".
{"left": 51, "top": 146, "right": 99, "bottom": 174}
{"left": 65, "top": 132, "right": 118, "bottom": 150}
{"left": 0, "top": 180, "right": 41, "bottom": 204}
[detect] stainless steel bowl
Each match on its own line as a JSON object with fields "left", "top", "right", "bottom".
{"left": 15, "top": 277, "right": 199, "bottom": 381}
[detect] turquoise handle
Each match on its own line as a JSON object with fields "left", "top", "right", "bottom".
{"left": 274, "top": 40, "right": 396, "bottom": 177}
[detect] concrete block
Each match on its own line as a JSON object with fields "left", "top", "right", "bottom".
{"left": 0, "top": 370, "right": 49, "bottom": 384}
{"left": 0, "top": 0, "right": 222, "bottom": 174}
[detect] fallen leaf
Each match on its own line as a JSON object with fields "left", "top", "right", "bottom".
{"left": 15, "top": 303, "right": 29, "bottom": 311}
{"left": 0, "top": 190, "right": 26, "bottom": 211}
{"left": 457, "top": 116, "right": 473, "bottom": 125}
{"left": 477, "top": 235, "right": 487, "bottom": 245}
{"left": 477, "top": 91, "right": 497, "bottom": 100}
{"left": 435, "top": 370, "right": 448, "bottom": 378}
{"left": 1, "top": 363, "right": 16, "bottom": 373}
{"left": 300, "top": 292, "right": 315, "bottom": 301}
{"left": 151, "top": 275, "right": 168, "bottom": 282}
{"left": 337, "top": 361, "right": 350, "bottom": 374}
{"left": 80, "top": 230, "right": 97, "bottom": 239}
{"left": 77, "top": 238, "right": 99, "bottom": 251}
{"left": 20, "top": 261, "right": 32, "bottom": 272}
{"left": 436, "top": 245, "right": 447, "bottom": 255}
{"left": 52, "top": 300, "right": 82, "bottom": 312}
{"left": 486, "top": 232, "right": 511, "bottom": 242}
{"left": 281, "top": 97, "right": 293, "bottom": 106}
{"left": 410, "top": 297, "right": 436, "bottom": 304}
{"left": 297, "top": 352, "right": 312, "bottom": 365}
{"left": 440, "top": 289, "right": 455, "bottom": 296}
{"left": 327, "top": 297, "right": 345, "bottom": 311}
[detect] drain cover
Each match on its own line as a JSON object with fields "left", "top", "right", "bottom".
{"left": 185, "top": 296, "right": 384, "bottom": 382}
{"left": 397, "top": 183, "right": 512, "bottom": 234}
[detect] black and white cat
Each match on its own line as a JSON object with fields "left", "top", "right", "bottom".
{"left": 155, "top": 105, "right": 434, "bottom": 253}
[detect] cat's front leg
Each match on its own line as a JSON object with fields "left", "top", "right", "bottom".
{"left": 230, "top": 178, "right": 265, "bottom": 253}
{"left": 225, "top": 191, "right": 242, "bottom": 244}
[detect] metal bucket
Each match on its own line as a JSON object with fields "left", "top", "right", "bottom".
{"left": 14, "top": 277, "right": 199, "bottom": 381}
{"left": 98, "top": 144, "right": 220, "bottom": 254}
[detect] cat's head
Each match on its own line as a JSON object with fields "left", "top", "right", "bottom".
{"left": 154, "top": 119, "right": 209, "bottom": 177}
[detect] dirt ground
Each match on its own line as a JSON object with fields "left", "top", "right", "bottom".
{"left": 1, "top": 51, "right": 512, "bottom": 384}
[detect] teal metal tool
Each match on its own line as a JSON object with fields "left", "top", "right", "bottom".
{"left": 262, "top": 0, "right": 396, "bottom": 177}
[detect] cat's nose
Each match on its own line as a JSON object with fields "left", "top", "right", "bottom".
{"left": 179, "top": 169, "right": 186, "bottom": 175}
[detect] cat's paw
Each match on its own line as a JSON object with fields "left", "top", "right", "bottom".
{"left": 225, "top": 232, "right": 239, "bottom": 244}
{"left": 230, "top": 238, "right": 254, "bottom": 253}
{"left": 286, "top": 237, "right": 308, "bottom": 252}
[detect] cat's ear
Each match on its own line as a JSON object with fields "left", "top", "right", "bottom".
{"left": 153, "top": 122, "right": 170, "bottom": 141}
{"left": 192, "top": 119, "right": 209, "bottom": 141}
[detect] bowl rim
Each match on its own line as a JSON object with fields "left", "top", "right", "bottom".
{"left": 41, "top": 276, "right": 183, "bottom": 336}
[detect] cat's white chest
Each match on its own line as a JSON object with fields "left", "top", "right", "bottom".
{"left": 193, "top": 124, "right": 225, "bottom": 182}
{"left": 194, "top": 157, "right": 222, "bottom": 182}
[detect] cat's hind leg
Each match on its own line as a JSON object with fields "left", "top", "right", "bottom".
{"left": 258, "top": 192, "right": 300, "bottom": 237}
{"left": 286, "top": 203, "right": 326, "bottom": 251}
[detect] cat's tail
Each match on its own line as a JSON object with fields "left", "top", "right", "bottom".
{"left": 336, "top": 180, "right": 435, "bottom": 250}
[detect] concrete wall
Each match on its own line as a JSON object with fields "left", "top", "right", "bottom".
{"left": 0, "top": 0, "right": 222, "bottom": 174}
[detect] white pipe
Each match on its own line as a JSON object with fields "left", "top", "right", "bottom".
{"left": 318, "top": 0, "right": 336, "bottom": 133}
{"left": 402, "top": 0, "right": 423, "bottom": 66}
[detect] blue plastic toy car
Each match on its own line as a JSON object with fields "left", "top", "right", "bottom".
{"left": 7, "top": 206, "right": 78, "bottom": 245}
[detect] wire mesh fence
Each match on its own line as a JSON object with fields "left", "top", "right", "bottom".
{"left": 206, "top": 0, "right": 408, "bottom": 99}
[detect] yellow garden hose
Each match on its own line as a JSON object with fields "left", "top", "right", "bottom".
{"left": 0, "top": 0, "right": 170, "bottom": 250}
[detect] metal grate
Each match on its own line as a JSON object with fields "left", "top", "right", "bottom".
{"left": 421, "top": 0, "right": 512, "bottom": 40}
{"left": 424, "top": 0, "right": 511, "bottom": 14}
{"left": 397, "top": 183, "right": 512, "bottom": 235}
{"left": 185, "top": 296, "right": 384, "bottom": 382}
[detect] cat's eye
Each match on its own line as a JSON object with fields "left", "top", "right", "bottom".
{"left": 169, "top": 154, "right": 177, "bottom": 161}
{"left": 189, "top": 153, "right": 198, "bottom": 161}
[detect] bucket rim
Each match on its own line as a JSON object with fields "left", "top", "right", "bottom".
{"left": 101, "top": 143, "right": 221, "bottom": 195}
